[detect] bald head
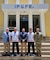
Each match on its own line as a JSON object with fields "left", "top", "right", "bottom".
{"left": 22, "top": 28, "right": 25, "bottom": 32}
{"left": 14, "top": 27, "right": 17, "bottom": 32}
{"left": 6, "top": 27, "right": 9, "bottom": 32}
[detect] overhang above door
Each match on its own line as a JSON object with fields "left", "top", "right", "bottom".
{"left": 2, "top": 4, "right": 48, "bottom": 13}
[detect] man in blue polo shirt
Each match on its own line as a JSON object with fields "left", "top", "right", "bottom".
{"left": 19, "top": 28, "right": 27, "bottom": 56}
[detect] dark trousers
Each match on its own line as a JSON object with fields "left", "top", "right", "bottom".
{"left": 12, "top": 42, "right": 19, "bottom": 54}
{"left": 28, "top": 42, "right": 35, "bottom": 54}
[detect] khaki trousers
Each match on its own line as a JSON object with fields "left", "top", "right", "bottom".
{"left": 21, "top": 42, "right": 27, "bottom": 54}
{"left": 36, "top": 43, "right": 41, "bottom": 56}
{"left": 4, "top": 42, "right": 10, "bottom": 53}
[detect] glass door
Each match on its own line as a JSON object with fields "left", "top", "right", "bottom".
{"left": 33, "top": 15, "right": 40, "bottom": 32}
{"left": 20, "top": 15, "right": 28, "bottom": 32}
{"left": 8, "top": 15, "right": 16, "bottom": 31}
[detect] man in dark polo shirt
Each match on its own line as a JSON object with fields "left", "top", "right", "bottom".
{"left": 19, "top": 28, "right": 27, "bottom": 56}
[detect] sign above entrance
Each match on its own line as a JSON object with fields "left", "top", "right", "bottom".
{"left": 2, "top": 4, "right": 48, "bottom": 9}
{"left": 15, "top": 4, "right": 48, "bottom": 9}
{"left": 15, "top": 4, "right": 35, "bottom": 8}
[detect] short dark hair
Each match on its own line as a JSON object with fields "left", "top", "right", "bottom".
{"left": 29, "top": 28, "right": 32, "bottom": 30}
{"left": 36, "top": 26, "right": 40, "bottom": 29}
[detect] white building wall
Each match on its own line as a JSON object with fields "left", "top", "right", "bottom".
{"left": 40, "top": 12, "right": 46, "bottom": 36}
{"left": 4, "top": 0, "right": 8, "bottom": 4}
{"left": 40, "top": 0, "right": 44, "bottom": 4}
{"left": 29, "top": 12, "right": 33, "bottom": 29}
{"left": 4, "top": 12, "right": 8, "bottom": 31}
{"left": 16, "top": 12, "right": 20, "bottom": 31}
{"left": 16, "top": 0, "right": 20, "bottom": 4}
{"left": 28, "top": 0, "right": 32, "bottom": 4}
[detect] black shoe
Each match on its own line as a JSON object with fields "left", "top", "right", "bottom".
{"left": 36, "top": 53, "right": 41, "bottom": 57}
{"left": 11, "top": 53, "right": 15, "bottom": 56}
{"left": 21, "top": 54, "right": 23, "bottom": 56}
{"left": 39, "top": 54, "right": 41, "bottom": 57}
{"left": 11, "top": 54, "right": 15, "bottom": 56}
{"left": 2, "top": 52, "right": 7, "bottom": 56}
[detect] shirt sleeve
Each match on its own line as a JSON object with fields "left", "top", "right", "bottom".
{"left": 19, "top": 32, "right": 23, "bottom": 40}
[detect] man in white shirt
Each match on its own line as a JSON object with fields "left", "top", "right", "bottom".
{"left": 27, "top": 28, "right": 35, "bottom": 56}
{"left": 11, "top": 27, "right": 19, "bottom": 56}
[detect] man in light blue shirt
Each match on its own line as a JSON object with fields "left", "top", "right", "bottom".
{"left": 3, "top": 28, "right": 11, "bottom": 55}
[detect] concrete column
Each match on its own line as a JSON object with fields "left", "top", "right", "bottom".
{"left": 29, "top": 12, "right": 33, "bottom": 29}
{"left": 40, "top": 0, "right": 44, "bottom": 4}
{"left": 16, "top": 12, "right": 20, "bottom": 31}
{"left": 4, "top": 12, "right": 8, "bottom": 31}
{"left": 16, "top": 0, "right": 20, "bottom": 4}
{"left": 28, "top": 0, "right": 32, "bottom": 4}
{"left": 40, "top": 12, "right": 46, "bottom": 36}
{"left": 4, "top": 0, "right": 8, "bottom": 4}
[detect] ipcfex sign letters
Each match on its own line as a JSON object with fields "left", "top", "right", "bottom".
{"left": 15, "top": 4, "right": 34, "bottom": 9}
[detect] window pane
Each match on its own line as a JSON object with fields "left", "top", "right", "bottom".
{"left": 8, "top": 15, "right": 16, "bottom": 27}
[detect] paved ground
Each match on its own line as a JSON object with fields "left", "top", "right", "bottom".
{"left": 0, "top": 56, "right": 50, "bottom": 60}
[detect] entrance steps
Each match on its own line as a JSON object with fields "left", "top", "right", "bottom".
{"left": 0, "top": 37, "right": 50, "bottom": 57}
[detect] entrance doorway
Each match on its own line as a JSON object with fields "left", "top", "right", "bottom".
{"left": 33, "top": 15, "right": 40, "bottom": 32}
{"left": 20, "top": 15, "right": 28, "bottom": 32}
{"left": 8, "top": 15, "right": 16, "bottom": 31}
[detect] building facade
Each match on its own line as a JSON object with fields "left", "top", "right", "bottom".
{"left": 0, "top": 0, "right": 50, "bottom": 37}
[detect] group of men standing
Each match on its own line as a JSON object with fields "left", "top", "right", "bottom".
{"left": 3, "top": 27, "right": 43, "bottom": 57}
